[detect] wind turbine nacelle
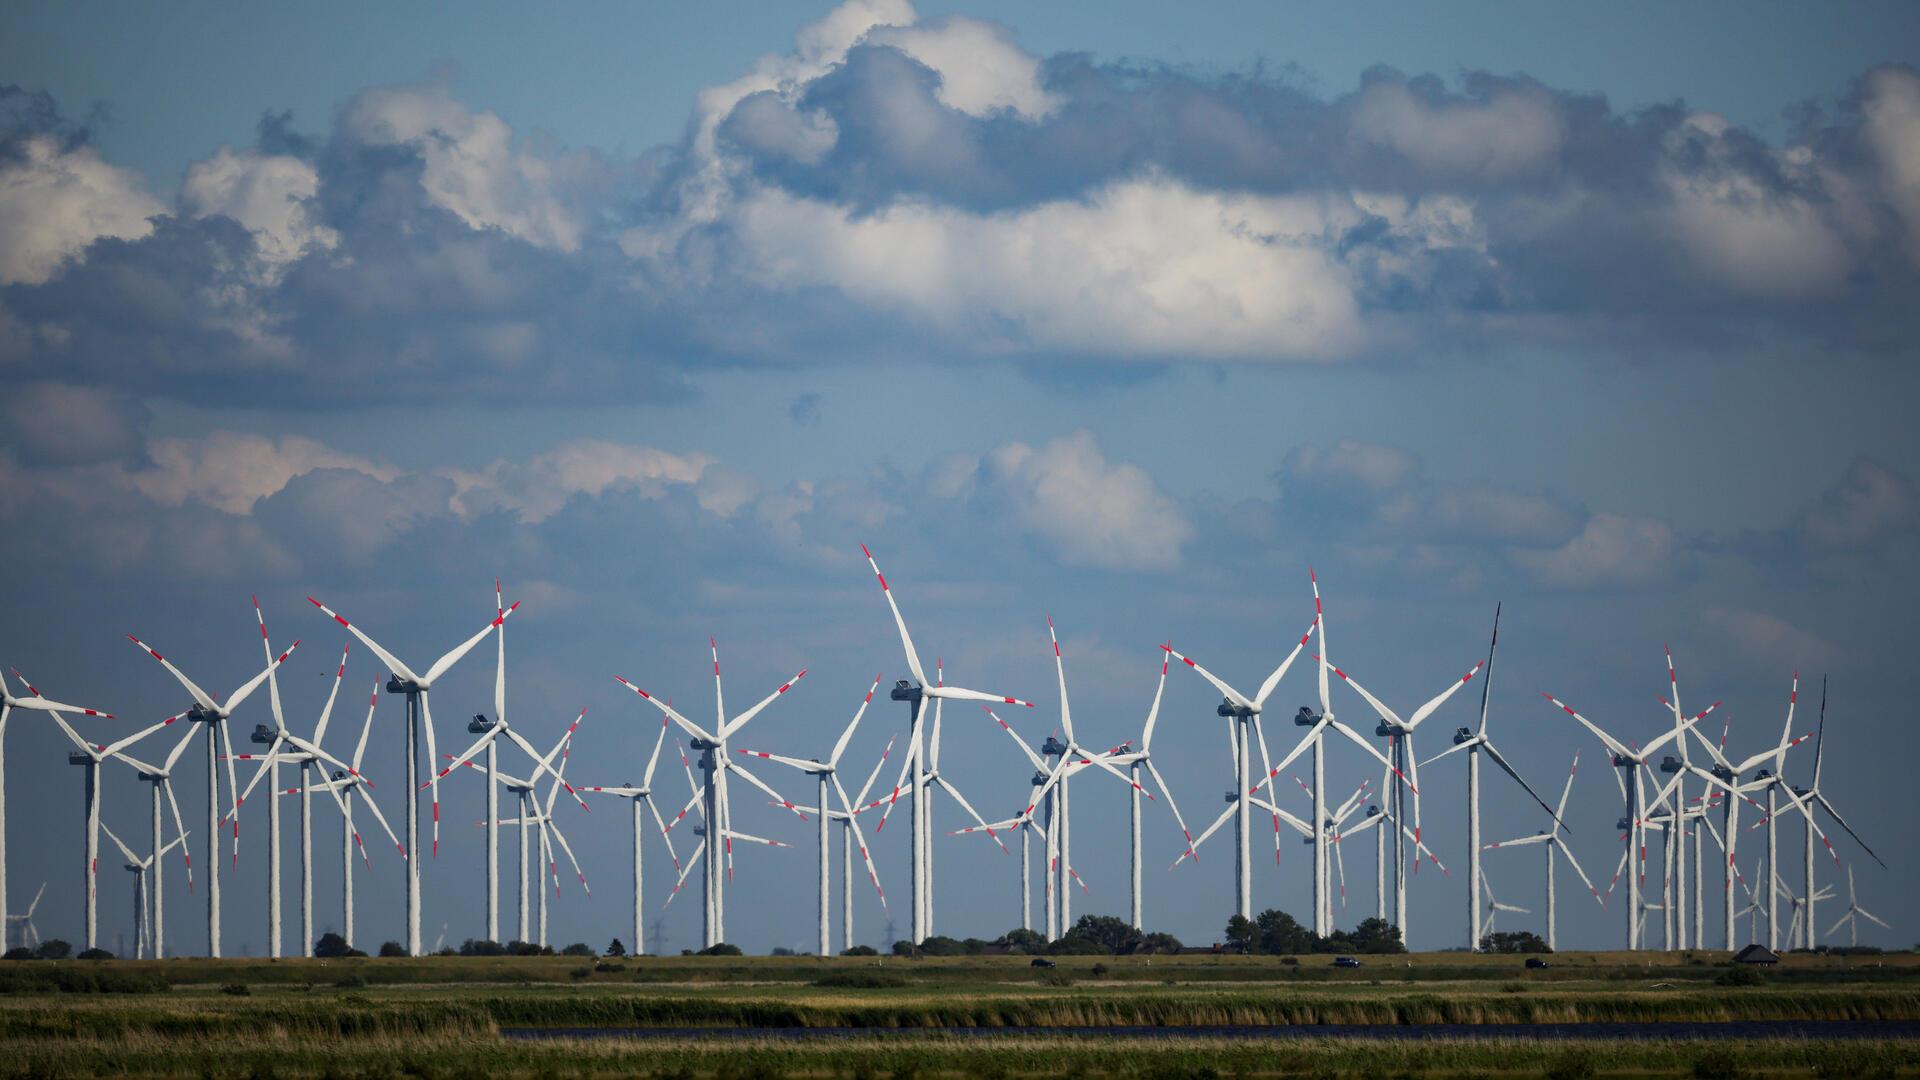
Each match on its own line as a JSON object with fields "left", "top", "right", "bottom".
{"left": 1611, "top": 754, "right": 1634, "bottom": 768}
{"left": 1294, "top": 706, "right": 1318, "bottom": 727}
{"left": 250, "top": 724, "right": 276, "bottom": 745}
{"left": 137, "top": 771, "right": 163, "bottom": 782}
{"left": 67, "top": 752, "right": 90, "bottom": 765}
{"left": 1711, "top": 765, "right": 1734, "bottom": 782}
{"left": 1792, "top": 785, "right": 1810, "bottom": 797}
{"left": 1453, "top": 726, "right": 1473, "bottom": 744}
{"left": 1375, "top": 721, "right": 1396, "bottom": 737}
{"left": 1753, "top": 768, "right": 1773, "bottom": 780}
{"left": 186, "top": 705, "right": 215, "bottom": 723}
{"left": 1217, "top": 699, "right": 1248, "bottom": 718}
{"left": 1223, "top": 789, "right": 1239, "bottom": 804}
{"left": 1302, "top": 835, "right": 1315, "bottom": 845}
{"left": 1365, "top": 805, "right": 1380, "bottom": 817}
{"left": 331, "top": 770, "right": 348, "bottom": 781}
{"left": 1658, "top": 755, "right": 1681, "bottom": 774}
{"left": 1616, "top": 816, "right": 1632, "bottom": 831}
{"left": 468, "top": 714, "right": 491, "bottom": 734}
{"left": 1041, "top": 737, "right": 1068, "bottom": 757}
{"left": 691, "top": 826, "right": 706, "bottom": 838}
{"left": 889, "top": 680, "right": 921, "bottom": 704}
{"left": 1030, "top": 772, "right": 1048, "bottom": 787}
{"left": 688, "top": 737, "right": 719, "bottom": 752}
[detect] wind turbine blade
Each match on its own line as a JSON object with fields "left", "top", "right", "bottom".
{"left": 1419, "top": 738, "right": 1476, "bottom": 769}
{"left": 614, "top": 677, "right": 715, "bottom": 744}
{"left": 307, "top": 598, "right": 420, "bottom": 685}
{"left": 102, "top": 713, "right": 185, "bottom": 757}
{"left": 310, "top": 642, "right": 350, "bottom": 747}
{"left": 1171, "top": 801, "right": 1237, "bottom": 870}
{"left": 1406, "top": 661, "right": 1485, "bottom": 730}
{"left": 253, "top": 596, "right": 288, "bottom": 740}
{"left": 1259, "top": 717, "right": 1330, "bottom": 792}
{"left": 543, "top": 819, "right": 590, "bottom": 897}
{"left": 1813, "top": 792, "right": 1885, "bottom": 869}
{"left": 662, "top": 839, "right": 705, "bottom": 909}
{"left": 730, "top": 759, "right": 809, "bottom": 821}
{"left": 1555, "top": 750, "right": 1580, "bottom": 821}
{"left": 1328, "top": 718, "right": 1412, "bottom": 792}
{"left": 1475, "top": 603, "right": 1501, "bottom": 736}
{"left": 231, "top": 738, "right": 289, "bottom": 815}
{"left": 421, "top": 602, "right": 519, "bottom": 686}
{"left": 125, "top": 636, "right": 219, "bottom": 712}
{"left": 1483, "top": 740, "right": 1567, "bottom": 831}
{"left": 1047, "top": 616, "right": 1075, "bottom": 744}
{"left": 1141, "top": 644, "right": 1171, "bottom": 752}
{"left": 421, "top": 693, "right": 443, "bottom": 855}
{"left": 829, "top": 676, "right": 883, "bottom": 768}
{"left": 733, "top": 748, "right": 819, "bottom": 772}
{"left": 1253, "top": 621, "right": 1319, "bottom": 709}
{"left": 100, "top": 820, "right": 139, "bottom": 866}
{"left": 932, "top": 776, "right": 1009, "bottom": 854}
{"left": 861, "top": 545, "right": 927, "bottom": 687}
{"left": 164, "top": 782, "right": 195, "bottom": 888}
{"left": 927, "top": 685, "right": 1036, "bottom": 708}
{"left": 219, "top": 719, "right": 243, "bottom": 865}
{"left": 1541, "top": 693, "right": 1633, "bottom": 761}
{"left": 1142, "top": 758, "right": 1194, "bottom": 863}
{"left": 1163, "top": 646, "right": 1256, "bottom": 712}
{"left": 1642, "top": 701, "right": 1718, "bottom": 758}
{"left": 438, "top": 723, "right": 505, "bottom": 783}
{"left": 644, "top": 795, "right": 681, "bottom": 871}
{"left": 873, "top": 697, "right": 925, "bottom": 832}
{"left": 1324, "top": 661, "right": 1407, "bottom": 731}
{"left": 832, "top": 774, "right": 887, "bottom": 911}
{"left": 224, "top": 641, "right": 301, "bottom": 716}
{"left": 1312, "top": 568, "right": 1330, "bottom": 717}
{"left": 640, "top": 713, "right": 671, "bottom": 788}
{"left": 854, "top": 733, "right": 896, "bottom": 809}
{"left": 1862, "top": 910, "right": 1891, "bottom": 931}
{"left": 1485, "top": 833, "right": 1551, "bottom": 849}
{"left": 721, "top": 669, "right": 808, "bottom": 740}
{"left": 1557, "top": 840, "right": 1605, "bottom": 905}
{"left": 352, "top": 681, "right": 379, "bottom": 772}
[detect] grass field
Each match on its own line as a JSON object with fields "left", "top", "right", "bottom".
{"left": 2, "top": 951, "right": 1916, "bottom": 1078}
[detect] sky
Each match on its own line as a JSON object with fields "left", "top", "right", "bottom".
{"left": 1, "top": 0, "right": 1917, "bottom": 958}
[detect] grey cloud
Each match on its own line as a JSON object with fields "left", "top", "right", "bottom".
{"left": 0, "top": 381, "right": 148, "bottom": 466}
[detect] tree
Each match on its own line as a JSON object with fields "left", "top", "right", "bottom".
{"left": 561, "top": 943, "right": 594, "bottom": 957}
{"left": 313, "top": 933, "right": 351, "bottom": 958}
{"left": 998, "top": 928, "right": 1045, "bottom": 953}
{"left": 917, "top": 935, "right": 965, "bottom": 956}
{"left": 699, "top": 942, "right": 743, "bottom": 956}
{"left": 1141, "top": 931, "right": 1184, "bottom": 954}
{"left": 1044, "top": 935, "right": 1108, "bottom": 956}
{"left": 1349, "top": 918, "right": 1407, "bottom": 954}
{"left": 1223, "top": 915, "right": 1258, "bottom": 955}
{"left": 841, "top": 944, "right": 879, "bottom": 957}
{"left": 1255, "top": 909, "right": 1315, "bottom": 955}
{"left": 606, "top": 938, "right": 627, "bottom": 957}
{"left": 35, "top": 940, "right": 71, "bottom": 960}
{"left": 77, "top": 947, "right": 114, "bottom": 960}
{"left": 1066, "top": 914, "right": 1142, "bottom": 955}
{"left": 1479, "top": 930, "right": 1549, "bottom": 954}
{"left": 890, "top": 940, "right": 915, "bottom": 957}
{"left": 460, "top": 939, "right": 508, "bottom": 956}
{"left": 378, "top": 941, "right": 408, "bottom": 957}
{"left": 3, "top": 948, "right": 32, "bottom": 961}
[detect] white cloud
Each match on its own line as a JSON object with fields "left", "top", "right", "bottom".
{"left": 1701, "top": 605, "right": 1833, "bottom": 670}
{"left": 1859, "top": 65, "right": 1920, "bottom": 264}
{"left": 446, "top": 439, "right": 713, "bottom": 522}
{"left": 1791, "top": 457, "right": 1916, "bottom": 552}
{"left": 1350, "top": 80, "right": 1566, "bottom": 181}
{"left": 731, "top": 178, "right": 1368, "bottom": 360}
{"left": 0, "top": 134, "right": 164, "bottom": 285}
{"left": 867, "top": 15, "right": 1060, "bottom": 121}
{"left": 117, "top": 432, "right": 397, "bottom": 515}
{"left": 1510, "top": 511, "right": 1683, "bottom": 590}
{"left": 972, "top": 430, "right": 1193, "bottom": 571}
{"left": 339, "top": 84, "right": 589, "bottom": 252}
{"left": 180, "top": 147, "right": 338, "bottom": 267}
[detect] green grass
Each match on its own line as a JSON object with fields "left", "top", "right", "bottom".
{"left": 1, "top": 952, "right": 1915, "bottom": 1078}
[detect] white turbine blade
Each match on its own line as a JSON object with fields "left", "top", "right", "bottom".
{"left": 733, "top": 748, "right": 820, "bottom": 773}
{"left": 1046, "top": 616, "right": 1076, "bottom": 744}
{"left": 420, "top": 694, "right": 444, "bottom": 855}
{"left": 1253, "top": 620, "right": 1319, "bottom": 710}
{"left": 721, "top": 668, "right": 808, "bottom": 740}
{"left": 102, "top": 712, "right": 185, "bottom": 757}
{"left": 663, "top": 839, "right": 705, "bottom": 909}
{"left": 436, "top": 723, "right": 505, "bottom": 783}
{"left": 421, "top": 602, "right": 520, "bottom": 686}
{"left": 310, "top": 642, "right": 350, "bottom": 747}
{"left": 1816, "top": 792, "right": 1887, "bottom": 870}
{"left": 1862, "top": 909, "right": 1891, "bottom": 931}
{"left": 854, "top": 733, "right": 896, "bottom": 809}
{"left": 1324, "top": 659, "right": 1408, "bottom": 732}
{"left": 218, "top": 717, "right": 243, "bottom": 864}
{"left": 44, "top": 709, "right": 93, "bottom": 756}
{"left": 280, "top": 733, "right": 366, "bottom": 789}
{"left": 1140, "top": 644, "right": 1172, "bottom": 752}
{"left": 1405, "top": 660, "right": 1485, "bottom": 730}
{"left": 1485, "top": 833, "right": 1551, "bottom": 849}
{"left": 932, "top": 776, "right": 1009, "bottom": 854}
{"left": 1258, "top": 716, "right": 1330, "bottom": 793}
{"left": 543, "top": 819, "right": 591, "bottom": 896}
{"left": 984, "top": 707, "right": 1047, "bottom": 772}
{"left": 352, "top": 681, "right": 379, "bottom": 772}
{"left": 829, "top": 675, "right": 883, "bottom": 768}
{"left": 99, "top": 820, "right": 139, "bottom": 866}
{"left": 1643, "top": 700, "right": 1719, "bottom": 759}
{"left": 729, "top": 759, "right": 809, "bottom": 821}
{"left": 253, "top": 595, "right": 288, "bottom": 738}
{"left": 164, "top": 782, "right": 195, "bottom": 888}
{"left": 927, "top": 684, "right": 1037, "bottom": 708}
{"left": 873, "top": 698, "right": 926, "bottom": 832}
{"left": 1142, "top": 758, "right": 1195, "bottom": 862}
{"left": 1555, "top": 750, "right": 1581, "bottom": 821}
{"left": 644, "top": 795, "right": 681, "bottom": 872}
{"left": 1171, "top": 801, "right": 1237, "bottom": 870}
{"left": 1419, "top": 737, "right": 1477, "bottom": 769}
{"left": 352, "top": 761, "right": 406, "bottom": 858}
{"left": 1163, "top": 645, "right": 1256, "bottom": 712}
{"left": 224, "top": 640, "right": 301, "bottom": 716}
{"left": 5, "top": 672, "right": 114, "bottom": 718}
{"left": 125, "top": 635, "right": 218, "bottom": 713}
{"left": 722, "top": 828, "right": 788, "bottom": 848}
{"left": 1249, "top": 795, "right": 1315, "bottom": 838}
{"left": 1327, "top": 717, "right": 1413, "bottom": 792}
{"left": 307, "top": 598, "right": 421, "bottom": 685}
{"left": 493, "top": 579, "right": 507, "bottom": 722}
{"left": 1483, "top": 740, "right": 1566, "bottom": 830}
{"left": 1311, "top": 568, "right": 1331, "bottom": 716}
{"left": 230, "top": 737, "right": 290, "bottom": 816}
{"left": 640, "top": 712, "right": 671, "bottom": 788}
{"left": 1541, "top": 693, "right": 1633, "bottom": 761}
{"left": 503, "top": 721, "right": 589, "bottom": 810}
{"left": 614, "top": 676, "right": 715, "bottom": 743}
{"left": 1556, "top": 842, "right": 1606, "bottom": 906}
{"left": 832, "top": 774, "right": 887, "bottom": 912}
{"left": 861, "top": 545, "right": 927, "bottom": 686}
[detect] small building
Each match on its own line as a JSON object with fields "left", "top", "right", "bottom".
{"left": 1733, "top": 944, "right": 1780, "bottom": 965}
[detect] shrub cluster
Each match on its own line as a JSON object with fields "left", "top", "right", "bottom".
{"left": 1224, "top": 911, "right": 1407, "bottom": 955}
{"left": 1480, "top": 931, "right": 1551, "bottom": 954}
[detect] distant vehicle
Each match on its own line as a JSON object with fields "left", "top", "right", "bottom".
{"left": 1525, "top": 958, "right": 1551, "bottom": 969}
{"left": 1333, "top": 956, "right": 1362, "bottom": 968}
{"left": 1030, "top": 957, "right": 1056, "bottom": 968}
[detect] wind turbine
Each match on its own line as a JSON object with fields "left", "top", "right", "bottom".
{"left": 1103, "top": 646, "right": 1193, "bottom": 930}
{"left": 306, "top": 592, "right": 518, "bottom": 955}
{"left": 127, "top": 620, "right": 298, "bottom": 956}
{"left": 1419, "top": 605, "right": 1564, "bottom": 951}
{"left": 277, "top": 679, "right": 401, "bottom": 952}
{"left": 1478, "top": 867, "right": 1529, "bottom": 939}
{"left": 0, "top": 668, "right": 113, "bottom": 947}
{"left": 1827, "top": 867, "right": 1889, "bottom": 947}
{"left": 1325, "top": 649, "right": 1483, "bottom": 949}
{"left": 6, "top": 882, "right": 44, "bottom": 950}
{"left": 858, "top": 545, "right": 1034, "bottom": 945}
{"left": 98, "top": 820, "right": 187, "bottom": 959}
{"left": 734, "top": 676, "right": 892, "bottom": 955}
{"left": 1541, "top": 690, "right": 1709, "bottom": 949}
{"left": 495, "top": 725, "right": 592, "bottom": 948}
{"left": 1785, "top": 678, "right": 1886, "bottom": 951}
{"left": 617, "top": 636, "right": 805, "bottom": 948}
{"left": 448, "top": 709, "right": 588, "bottom": 945}
{"left": 580, "top": 711, "right": 681, "bottom": 956}
{"left": 1484, "top": 750, "right": 1603, "bottom": 951}
{"left": 39, "top": 686, "right": 186, "bottom": 951}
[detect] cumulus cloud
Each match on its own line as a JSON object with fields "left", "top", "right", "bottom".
{"left": 0, "top": 86, "right": 164, "bottom": 285}
{"left": 114, "top": 432, "right": 396, "bottom": 515}
{"left": 180, "top": 146, "right": 338, "bottom": 267}
{"left": 1509, "top": 511, "right": 1686, "bottom": 590}
{"left": 1701, "top": 605, "right": 1834, "bottom": 670}
{"left": 943, "top": 430, "right": 1193, "bottom": 571}
{"left": 1278, "top": 439, "right": 1580, "bottom": 546}
{"left": 448, "top": 439, "right": 713, "bottom": 523}
{"left": 866, "top": 15, "right": 1060, "bottom": 121}
{"left": 1789, "top": 456, "right": 1917, "bottom": 553}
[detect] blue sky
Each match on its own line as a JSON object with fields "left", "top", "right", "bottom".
{"left": 1, "top": 1, "right": 1916, "bottom": 957}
